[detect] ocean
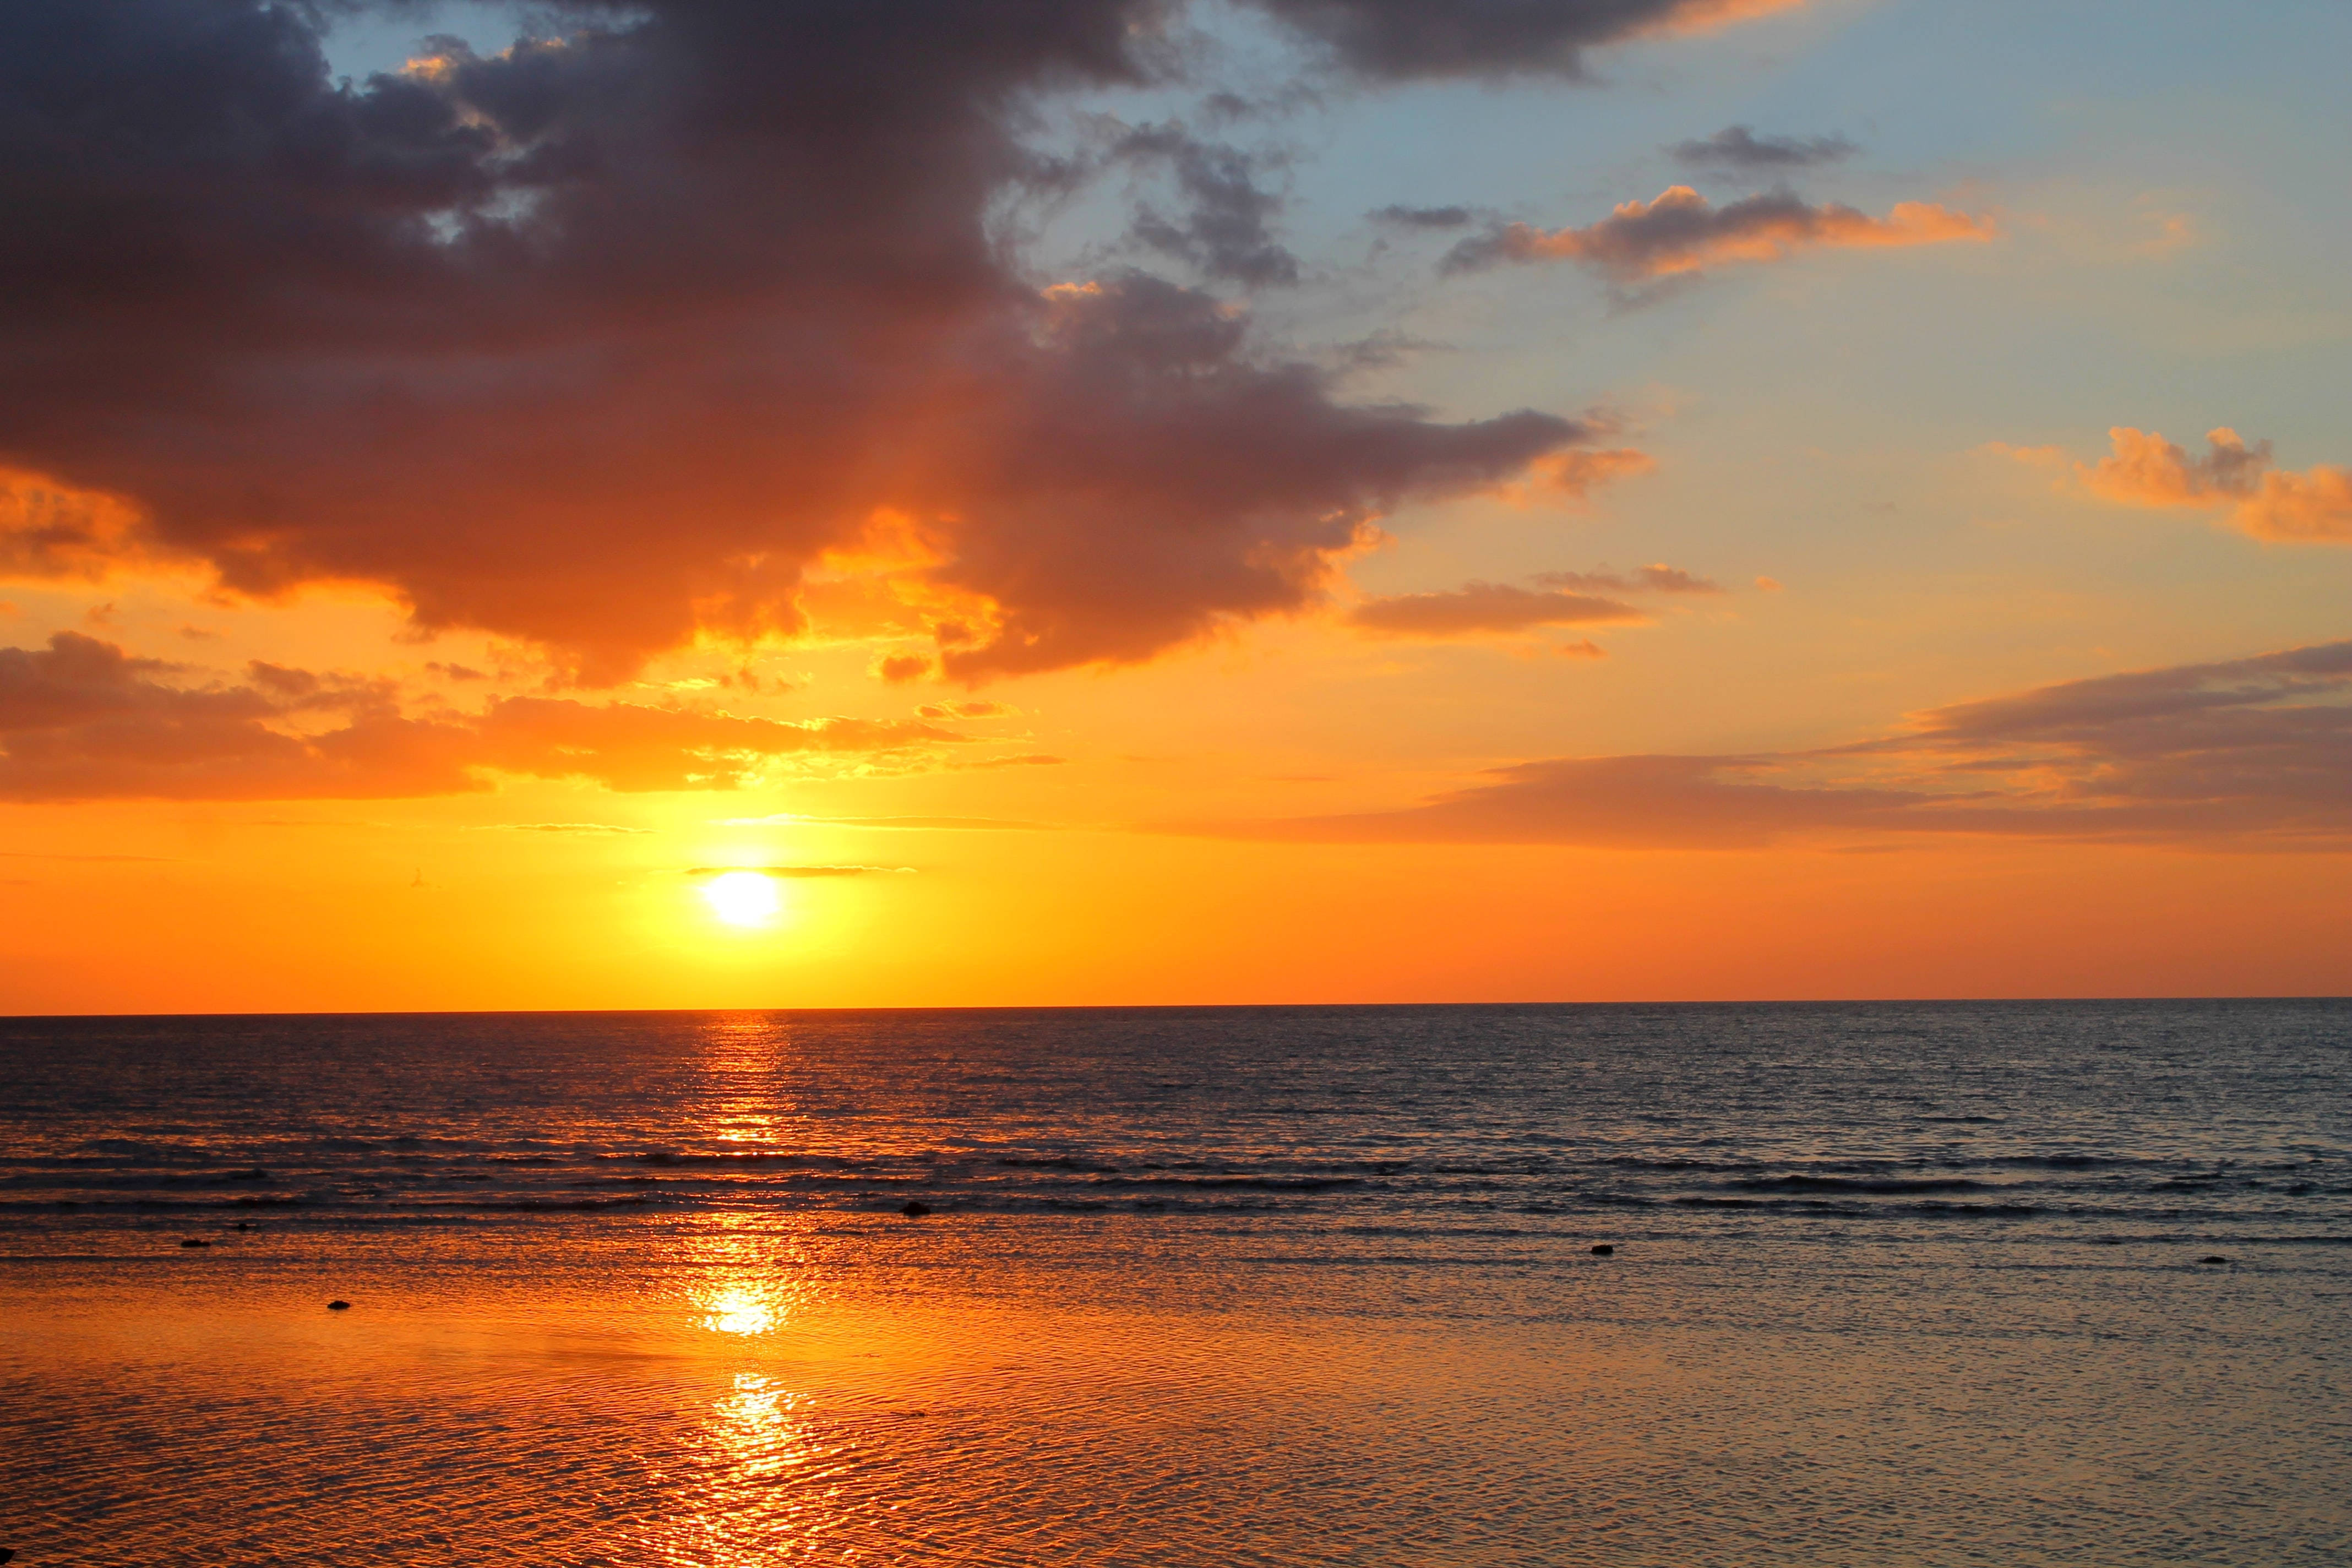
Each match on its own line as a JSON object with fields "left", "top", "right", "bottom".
{"left": 2, "top": 1001, "right": 2345, "bottom": 1564}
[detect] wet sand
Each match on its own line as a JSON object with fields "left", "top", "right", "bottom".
{"left": 6, "top": 1214, "right": 2346, "bottom": 1565}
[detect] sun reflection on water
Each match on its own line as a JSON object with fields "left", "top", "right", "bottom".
{"left": 700, "top": 1286, "right": 780, "bottom": 1337}
{"left": 643, "top": 1017, "right": 883, "bottom": 1562}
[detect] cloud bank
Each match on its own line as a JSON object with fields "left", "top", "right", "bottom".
{"left": 0, "top": 633, "right": 965, "bottom": 800}
{"left": 1193, "top": 640, "right": 2352, "bottom": 847}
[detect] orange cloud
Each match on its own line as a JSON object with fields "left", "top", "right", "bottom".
{"left": 2232, "top": 467, "right": 2352, "bottom": 542}
{"left": 2062, "top": 428, "right": 2352, "bottom": 543}
{"left": 1349, "top": 583, "right": 1646, "bottom": 639}
{"left": 0, "top": 469, "right": 160, "bottom": 582}
{"left": 2080, "top": 426, "right": 2269, "bottom": 507}
{"left": 1348, "top": 563, "right": 1722, "bottom": 640}
{"left": 916, "top": 700, "right": 1015, "bottom": 720}
{"left": 0, "top": 634, "right": 970, "bottom": 801}
{"left": 1647, "top": 0, "right": 1811, "bottom": 35}
{"left": 1490, "top": 447, "right": 1657, "bottom": 506}
{"left": 1445, "top": 187, "right": 1994, "bottom": 283}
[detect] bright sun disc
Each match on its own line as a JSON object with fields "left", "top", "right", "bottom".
{"left": 701, "top": 870, "right": 781, "bottom": 927}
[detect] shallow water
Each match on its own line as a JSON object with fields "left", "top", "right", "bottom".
{"left": 2, "top": 1003, "right": 2347, "bottom": 1564}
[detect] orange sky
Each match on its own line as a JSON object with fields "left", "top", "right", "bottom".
{"left": 3, "top": 0, "right": 2349, "bottom": 1010}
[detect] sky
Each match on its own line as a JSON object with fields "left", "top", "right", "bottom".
{"left": 2, "top": 0, "right": 2348, "bottom": 1012}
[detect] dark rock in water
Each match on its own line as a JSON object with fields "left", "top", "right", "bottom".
{"left": 234, "top": 1221, "right": 252, "bottom": 1231}
{"left": 1, "top": 1543, "right": 17, "bottom": 1562}
{"left": 900, "top": 1201, "right": 933, "bottom": 1218}
{"left": 328, "top": 1299, "right": 352, "bottom": 1310}
{"left": 2197, "top": 1255, "right": 2230, "bottom": 1265}
{"left": 179, "top": 1238, "right": 210, "bottom": 1248}
{"left": 1589, "top": 1244, "right": 1615, "bottom": 1256}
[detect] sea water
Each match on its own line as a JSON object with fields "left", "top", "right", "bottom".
{"left": 1, "top": 1002, "right": 2345, "bottom": 1564}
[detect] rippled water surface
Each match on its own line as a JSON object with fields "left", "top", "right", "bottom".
{"left": 2, "top": 1002, "right": 2347, "bottom": 1564}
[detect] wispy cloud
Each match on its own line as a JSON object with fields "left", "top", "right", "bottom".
{"left": 1348, "top": 584, "right": 1647, "bottom": 639}
{"left": 1255, "top": 0, "right": 1807, "bottom": 79}
{"left": 916, "top": 700, "right": 1016, "bottom": 720}
{"left": 1667, "top": 125, "right": 1857, "bottom": 171}
{"left": 1113, "top": 122, "right": 1299, "bottom": 288}
{"left": 684, "top": 865, "right": 911, "bottom": 878}
{"left": 1183, "top": 640, "right": 2352, "bottom": 848}
{"left": 1370, "top": 204, "right": 1476, "bottom": 229}
{"left": 1444, "top": 186, "right": 1993, "bottom": 288}
{"left": 1535, "top": 564, "right": 1723, "bottom": 595}
{"left": 715, "top": 813, "right": 1054, "bottom": 831}
{"left": 1347, "top": 563, "right": 1719, "bottom": 640}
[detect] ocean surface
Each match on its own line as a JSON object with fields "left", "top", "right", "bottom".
{"left": 1, "top": 1001, "right": 2346, "bottom": 1565}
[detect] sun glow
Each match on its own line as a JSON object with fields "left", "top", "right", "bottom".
{"left": 702, "top": 871, "right": 782, "bottom": 928}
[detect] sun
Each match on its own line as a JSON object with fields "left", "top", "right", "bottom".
{"left": 701, "top": 870, "right": 782, "bottom": 928}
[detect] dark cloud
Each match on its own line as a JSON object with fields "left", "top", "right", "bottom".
{"left": 1348, "top": 582, "right": 1645, "bottom": 638}
{"left": 1194, "top": 640, "right": 2352, "bottom": 847}
{"left": 927, "top": 275, "right": 1591, "bottom": 680}
{"left": 1443, "top": 186, "right": 1992, "bottom": 285}
{"left": 1115, "top": 123, "right": 1300, "bottom": 287}
{"left": 0, "top": 0, "right": 1600, "bottom": 686}
{"left": 1370, "top": 203, "right": 1476, "bottom": 228}
{"left": 1667, "top": 124, "right": 1856, "bottom": 171}
{"left": 0, "top": 472, "right": 148, "bottom": 581}
{"left": 0, "top": 632, "right": 965, "bottom": 799}
{"left": 1249, "top": 0, "right": 1805, "bottom": 79}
